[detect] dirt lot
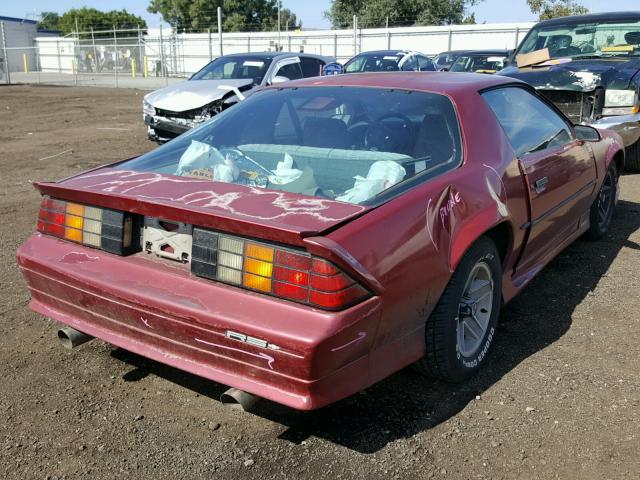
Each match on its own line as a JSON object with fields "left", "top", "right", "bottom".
{"left": 1, "top": 85, "right": 639, "bottom": 480}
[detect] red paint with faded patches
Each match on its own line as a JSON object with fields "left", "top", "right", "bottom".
{"left": 16, "top": 73, "right": 624, "bottom": 410}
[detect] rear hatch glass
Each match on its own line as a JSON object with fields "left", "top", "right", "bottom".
{"left": 122, "top": 86, "right": 462, "bottom": 205}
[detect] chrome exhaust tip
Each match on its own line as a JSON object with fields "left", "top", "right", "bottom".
{"left": 57, "top": 326, "right": 93, "bottom": 350}
{"left": 220, "top": 388, "right": 259, "bottom": 411}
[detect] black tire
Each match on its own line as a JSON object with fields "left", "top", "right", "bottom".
{"left": 587, "top": 162, "right": 617, "bottom": 241}
{"left": 625, "top": 139, "right": 640, "bottom": 172}
{"left": 415, "top": 237, "right": 502, "bottom": 382}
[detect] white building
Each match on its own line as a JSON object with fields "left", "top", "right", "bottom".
{"left": 0, "top": 15, "right": 59, "bottom": 73}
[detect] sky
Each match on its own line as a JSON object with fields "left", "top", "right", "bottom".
{"left": 3, "top": 0, "right": 640, "bottom": 28}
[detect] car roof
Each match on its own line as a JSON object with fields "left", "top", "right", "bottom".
{"left": 277, "top": 71, "right": 520, "bottom": 96}
{"left": 456, "top": 50, "right": 510, "bottom": 56}
{"left": 354, "top": 50, "right": 413, "bottom": 56}
{"left": 536, "top": 11, "right": 640, "bottom": 26}
{"left": 222, "top": 51, "right": 331, "bottom": 61}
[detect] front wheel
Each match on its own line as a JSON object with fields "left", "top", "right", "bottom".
{"left": 415, "top": 237, "right": 502, "bottom": 382}
{"left": 587, "top": 162, "right": 617, "bottom": 241}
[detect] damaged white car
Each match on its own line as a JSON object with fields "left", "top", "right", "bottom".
{"left": 143, "top": 52, "right": 334, "bottom": 143}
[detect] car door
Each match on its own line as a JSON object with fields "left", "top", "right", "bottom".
{"left": 482, "top": 86, "right": 597, "bottom": 273}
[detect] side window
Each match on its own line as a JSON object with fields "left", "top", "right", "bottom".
{"left": 401, "top": 55, "right": 418, "bottom": 71}
{"left": 275, "top": 62, "right": 303, "bottom": 80}
{"left": 344, "top": 56, "right": 364, "bottom": 73}
{"left": 300, "top": 57, "right": 324, "bottom": 77}
{"left": 417, "top": 55, "right": 435, "bottom": 71}
{"left": 482, "top": 87, "right": 573, "bottom": 157}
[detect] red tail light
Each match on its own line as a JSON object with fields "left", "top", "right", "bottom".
{"left": 191, "top": 228, "right": 370, "bottom": 310}
{"left": 36, "top": 196, "right": 140, "bottom": 255}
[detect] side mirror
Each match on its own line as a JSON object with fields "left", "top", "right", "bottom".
{"left": 574, "top": 124, "right": 601, "bottom": 142}
{"left": 270, "top": 75, "right": 290, "bottom": 85}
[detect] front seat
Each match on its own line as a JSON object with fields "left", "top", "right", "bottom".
{"left": 413, "top": 114, "right": 455, "bottom": 165}
{"left": 302, "top": 117, "right": 350, "bottom": 149}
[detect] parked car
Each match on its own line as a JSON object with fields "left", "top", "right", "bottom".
{"left": 143, "top": 52, "right": 334, "bottom": 143}
{"left": 343, "top": 50, "right": 436, "bottom": 73}
{"left": 18, "top": 72, "right": 623, "bottom": 411}
{"left": 449, "top": 50, "right": 510, "bottom": 74}
{"left": 432, "top": 50, "right": 469, "bottom": 71}
{"left": 499, "top": 11, "right": 640, "bottom": 170}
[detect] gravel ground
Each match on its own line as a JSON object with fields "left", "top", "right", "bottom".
{"left": 1, "top": 85, "right": 639, "bottom": 480}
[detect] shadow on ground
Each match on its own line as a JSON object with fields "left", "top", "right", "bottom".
{"left": 111, "top": 199, "right": 640, "bottom": 454}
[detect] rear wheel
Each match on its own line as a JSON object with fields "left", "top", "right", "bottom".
{"left": 415, "top": 237, "right": 502, "bottom": 382}
{"left": 625, "top": 139, "right": 640, "bottom": 172}
{"left": 587, "top": 162, "right": 617, "bottom": 241}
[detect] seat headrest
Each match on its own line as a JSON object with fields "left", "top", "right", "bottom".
{"left": 302, "top": 117, "right": 349, "bottom": 149}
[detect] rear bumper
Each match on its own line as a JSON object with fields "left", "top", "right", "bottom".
{"left": 591, "top": 113, "right": 640, "bottom": 148}
{"left": 17, "top": 234, "right": 382, "bottom": 410}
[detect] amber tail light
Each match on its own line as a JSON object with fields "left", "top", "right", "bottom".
{"left": 191, "top": 228, "right": 370, "bottom": 310}
{"left": 36, "top": 196, "right": 140, "bottom": 255}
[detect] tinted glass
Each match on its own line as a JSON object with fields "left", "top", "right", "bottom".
{"left": 191, "top": 56, "right": 272, "bottom": 82}
{"left": 518, "top": 18, "right": 640, "bottom": 59}
{"left": 300, "top": 57, "right": 325, "bottom": 77}
{"left": 401, "top": 55, "right": 418, "bottom": 71}
{"left": 122, "top": 87, "right": 462, "bottom": 205}
{"left": 344, "top": 53, "right": 403, "bottom": 72}
{"left": 450, "top": 55, "right": 507, "bottom": 73}
{"left": 275, "top": 62, "right": 303, "bottom": 80}
{"left": 482, "top": 87, "right": 573, "bottom": 157}
{"left": 417, "top": 55, "right": 436, "bottom": 71}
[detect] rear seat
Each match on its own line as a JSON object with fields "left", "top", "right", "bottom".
{"left": 237, "top": 144, "right": 412, "bottom": 193}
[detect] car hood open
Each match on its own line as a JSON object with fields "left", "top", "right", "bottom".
{"left": 145, "top": 78, "right": 255, "bottom": 112}
{"left": 34, "top": 167, "right": 370, "bottom": 246}
{"left": 500, "top": 57, "right": 640, "bottom": 92}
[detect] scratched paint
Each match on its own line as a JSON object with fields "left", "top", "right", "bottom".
{"left": 483, "top": 163, "right": 509, "bottom": 217}
{"left": 60, "top": 168, "right": 367, "bottom": 225}
{"left": 60, "top": 252, "right": 99, "bottom": 264}
{"left": 194, "top": 337, "right": 275, "bottom": 369}
{"left": 330, "top": 332, "right": 366, "bottom": 352}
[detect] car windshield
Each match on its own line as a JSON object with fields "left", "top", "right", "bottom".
{"left": 190, "top": 56, "right": 272, "bottom": 82}
{"left": 450, "top": 55, "right": 507, "bottom": 73}
{"left": 344, "top": 53, "right": 403, "bottom": 72}
{"left": 518, "top": 18, "right": 640, "bottom": 59}
{"left": 121, "top": 87, "right": 462, "bottom": 205}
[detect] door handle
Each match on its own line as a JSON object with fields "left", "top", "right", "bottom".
{"left": 533, "top": 176, "right": 549, "bottom": 194}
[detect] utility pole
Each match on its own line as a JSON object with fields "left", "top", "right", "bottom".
{"left": 217, "top": 6, "right": 223, "bottom": 56}
{"left": 353, "top": 15, "right": 358, "bottom": 56}
{"left": 277, "top": 0, "right": 281, "bottom": 51}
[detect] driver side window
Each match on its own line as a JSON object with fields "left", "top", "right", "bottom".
{"left": 482, "top": 87, "right": 574, "bottom": 157}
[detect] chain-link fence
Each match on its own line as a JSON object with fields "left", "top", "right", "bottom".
{"left": 1, "top": 19, "right": 533, "bottom": 90}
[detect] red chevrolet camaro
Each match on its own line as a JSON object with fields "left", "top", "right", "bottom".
{"left": 17, "top": 73, "right": 624, "bottom": 411}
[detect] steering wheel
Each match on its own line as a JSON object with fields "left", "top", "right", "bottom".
{"left": 364, "top": 113, "right": 414, "bottom": 153}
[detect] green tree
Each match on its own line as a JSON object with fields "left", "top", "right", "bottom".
{"left": 37, "top": 12, "right": 61, "bottom": 31}
{"left": 147, "top": 0, "right": 301, "bottom": 32}
{"left": 325, "top": 0, "right": 482, "bottom": 28}
{"left": 527, "top": 0, "right": 588, "bottom": 20}
{"left": 38, "top": 8, "right": 147, "bottom": 35}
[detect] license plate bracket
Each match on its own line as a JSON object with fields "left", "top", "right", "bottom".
{"left": 142, "top": 217, "right": 193, "bottom": 263}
